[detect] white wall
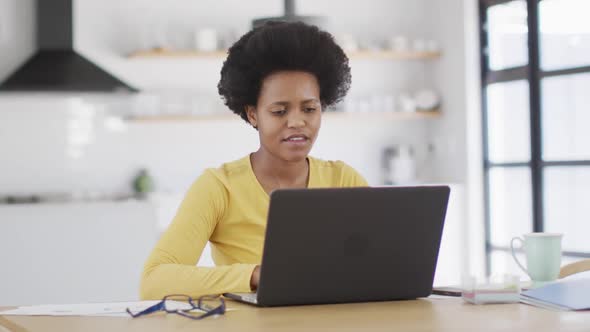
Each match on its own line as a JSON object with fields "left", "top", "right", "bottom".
{"left": 0, "top": 95, "right": 437, "bottom": 194}
{"left": 74, "top": 0, "right": 432, "bottom": 94}
{"left": 462, "top": 0, "right": 487, "bottom": 280}
{"left": 0, "top": 0, "right": 35, "bottom": 80}
{"left": 427, "top": 0, "right": 469, "bottom": 185}
{"left": 426, "top": 0, "right": 486, "bottom": 277}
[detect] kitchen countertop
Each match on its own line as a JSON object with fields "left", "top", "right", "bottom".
{"left": 0, "top": 193, "right": 148, "bottom": 205}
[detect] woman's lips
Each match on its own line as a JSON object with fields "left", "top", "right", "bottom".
{"left": 282, "top": 135, "right": 309, "bottom": 147}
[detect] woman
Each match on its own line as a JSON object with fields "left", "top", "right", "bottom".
{"left": 140, "top": 21, "right": 368, "bottom": 300}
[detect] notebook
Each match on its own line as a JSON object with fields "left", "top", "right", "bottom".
{"left": 520, "top": 278, "right": 590, "bottom": 311}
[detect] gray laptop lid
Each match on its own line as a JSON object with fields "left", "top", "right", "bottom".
{"left": 255, "top": 185, "right": 450, "bottom": 307}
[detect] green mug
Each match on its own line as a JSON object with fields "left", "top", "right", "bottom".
{"left": 510, "top": 233, "right": 563, "bottom": 282}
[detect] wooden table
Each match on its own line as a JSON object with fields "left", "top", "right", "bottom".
{"left": 1, "top": 297, "right": 589, "bottom": 332}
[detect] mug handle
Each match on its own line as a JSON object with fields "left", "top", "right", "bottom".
{"left": 510, "top": 237, "right": 528, "bottom": 275}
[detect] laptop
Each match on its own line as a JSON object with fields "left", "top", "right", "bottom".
{"left": 224, "top": 185, "right": 450, "bottom": 307}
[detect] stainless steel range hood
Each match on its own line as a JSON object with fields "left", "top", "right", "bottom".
{"left": 0, "top": 0, "right": 137, "bottom": 92}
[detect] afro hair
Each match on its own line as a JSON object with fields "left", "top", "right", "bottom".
{"left": 218, "top": 21, "right": 351, "bottom": 125}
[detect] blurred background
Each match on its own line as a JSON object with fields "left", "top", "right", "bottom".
{"left": 0, "top": 0, "right": 588, "bottom": 305}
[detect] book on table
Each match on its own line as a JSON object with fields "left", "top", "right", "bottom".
{"left": 520, "top": 278, "right": 590, "bottom": 311}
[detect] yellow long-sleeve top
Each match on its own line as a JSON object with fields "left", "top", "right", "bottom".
{"left": 140, "top": 155, "right": 368, "bottom": 300}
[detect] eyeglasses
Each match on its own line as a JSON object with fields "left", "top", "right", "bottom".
{"left": 126, "top": 294, "right": 226, "bottom": 320}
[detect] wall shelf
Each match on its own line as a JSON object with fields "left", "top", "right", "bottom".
{"left": 124, "top": 110, "right": 441, "bottom": 123}
{"left": 127, "top": 49, "right": 442, "bottom": 61}
{"left": 128, "top": 49, "right": 228, "bottom": 59}
{"left": 347, "top": 50, "right": 441, "bottom": 60}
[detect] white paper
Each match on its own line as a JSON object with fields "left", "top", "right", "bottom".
{"left": 0, "top": 300, "right": 212, "bottom": 317}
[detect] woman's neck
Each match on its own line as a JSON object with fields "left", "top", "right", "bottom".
{"left": 250, "top": 150, "right": 309, "bottom": 191}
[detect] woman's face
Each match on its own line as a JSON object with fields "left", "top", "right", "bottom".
{"left": 247, "top": 71, "right": 322, "bottom": 163}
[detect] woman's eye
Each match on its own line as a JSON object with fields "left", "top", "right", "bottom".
{"left": 305, "top": 108, "right": 317, "bottom": 113}
{"left": 272, "top": 109, "right": 286, "bottom": 115}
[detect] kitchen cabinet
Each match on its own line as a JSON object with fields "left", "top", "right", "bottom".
{"left": 0, "top": 201, "right": 159, "bottom": 305}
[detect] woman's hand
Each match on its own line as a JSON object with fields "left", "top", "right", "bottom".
{"left": 250, "top": 265, "right": 261, "bottom": 291}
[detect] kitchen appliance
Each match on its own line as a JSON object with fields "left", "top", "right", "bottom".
{"left": 0, "top": 0, "right": 136, "bottom": 92}
{"left": 252, "top": 0, "right": 325, "bottom": 28}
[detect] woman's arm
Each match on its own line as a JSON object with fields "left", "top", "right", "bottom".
{"left": 139, "top": 171, "right": 257, "bottom": 300}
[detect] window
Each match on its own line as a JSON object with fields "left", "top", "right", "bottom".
{"left": 480, "top": 0, "right": 590, "bottom": 276}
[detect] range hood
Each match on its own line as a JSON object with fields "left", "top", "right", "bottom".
{"left": 0, "top": 0, "right": 136, "bottom": 92}
{"left": 252, "top": 0, "right": 325, "bottom": 28}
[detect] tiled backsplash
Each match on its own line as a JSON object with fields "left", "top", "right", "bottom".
{"left": 0, "top": 93, "right": 435, "bottom": 196}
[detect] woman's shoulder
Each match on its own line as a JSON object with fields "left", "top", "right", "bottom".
{"left": 208, "top": 155, "right": 251, "bottom": 178}
{"left": 186, "top": 155, "right": 252, "bottom": 199}
{"left": 196, "top": 155, "right": 252, "bottom": 187}
{"left": 309, "top": 156, "right": 368, "bottom": 187}
{"left": 309, "top": 156, "right": 353, "bottom": 172}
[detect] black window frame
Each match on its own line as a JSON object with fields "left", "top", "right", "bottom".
{"left": 479, "top": 0, "right": 590, "bottom": 275}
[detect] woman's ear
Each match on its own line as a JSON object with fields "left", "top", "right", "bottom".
{"left": 246, "top": 105, "right": 257, "bottom": 128}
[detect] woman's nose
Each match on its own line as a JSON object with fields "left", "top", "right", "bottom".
{"left": 287, "top": 111, "right": 306, "bottom": 128}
